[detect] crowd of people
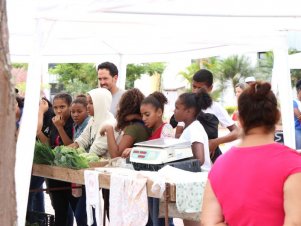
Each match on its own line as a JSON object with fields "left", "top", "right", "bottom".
{"left": 16, "top": 61, "right": 301, "bottom": 226}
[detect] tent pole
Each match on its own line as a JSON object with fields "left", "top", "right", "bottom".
{"left": 272, "top": 34, "right": 296, "bottom": 149}
{"left": 117, "top": 55, "right": 127, "bottom": 90}
{"left": 42, "top": 62, "right": 50, "bottom": 99}
{"left": 15, "top": 18, "right": 44, "bottom": 226}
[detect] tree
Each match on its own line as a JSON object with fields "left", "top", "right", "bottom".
{"left": 219, "top": 55, "right": 255, "bottom": 92}
{"left": 125, "top": 62, "right": 166, "bottom": 89}
{"left": 0, "top": 0, "right": 17, "bottom": 224}
{"left": 12, "top": 63, "right": 28, "bottom": 69}
{"left": 178, "top": 57, "right": 222, "bottom": 100}
{"left": 255, "top": 51, "right": 273, "bottom": 82}
{"left": 289, "top": 49, "right": 301, "bottom": 87}
{"left": 255, "top": 49, "right": 301, "bottom": 87}
{"left": 178, "top": 62, "right": 201, "bottom": 84}
{"left": 49, "top": 63, "right": 98, "bottom": 95}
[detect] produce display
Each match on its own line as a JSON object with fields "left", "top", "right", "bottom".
{"left": 33, "top": 142, "right": 101, "bottom": 169}
{"left": 53, "top": 146, "right": 89, "bottom": 170}
{"left": 33, "top": 141, "right": 55, "bottom": 165}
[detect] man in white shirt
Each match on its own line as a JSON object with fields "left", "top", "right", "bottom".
{"left": 97, "top": 62, "right": 125, "bottom": 116}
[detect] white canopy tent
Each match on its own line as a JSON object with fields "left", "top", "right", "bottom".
{"left": 289, "top": 52, "right": 301, "bottom": 69}
{"left": 7, "top": 0, "right": 301, "bottom": 225}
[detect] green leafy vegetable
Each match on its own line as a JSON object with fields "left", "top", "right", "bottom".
{"left": 33, "top": 141, "right": 55, "bottom": 165}
{"left": 53, "top": 146, "right": 89, "bottom": 169}
{"left": 79, "top": 152, "right": 99, "bottom": 163}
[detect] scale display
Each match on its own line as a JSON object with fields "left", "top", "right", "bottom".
{"left": 130, "top": 138, "right": 193, "bottom": 165}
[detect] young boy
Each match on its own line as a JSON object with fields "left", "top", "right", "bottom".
{"left": 171, "top": 69, "right": 239, "bottom": 162}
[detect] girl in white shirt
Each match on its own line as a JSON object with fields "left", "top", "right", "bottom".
{"left": 174, "top": 88, "right": 212, "bottom": 172}
{"left": 174, "top": 89, "right": 213, "bottom": 226}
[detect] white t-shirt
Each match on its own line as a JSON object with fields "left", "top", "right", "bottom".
{"left": 110, "top": 88, "right": 125, "bottom": 116}
{"left": 203, "top": 101, "right": 234, "bottom": 128}
{"left": 179, "top": 120, "right": 211, "bottom": 171}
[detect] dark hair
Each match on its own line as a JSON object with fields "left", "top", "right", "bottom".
{"left": 116, "top": 88, "right": 145, "bottom": 130}
{"left": 16, "top": 96, "right": 24, "bottom": 108}
{"left": 296, "top": 79, "right": 301, "bottom": 91}
{"left": 53, "top": 93, "right": 72, "bottom": 106}
{"left": 142, "top": 91, "right": 167, "bottom": 113}
{"left": 192, "top": 69, "right": 214, "bottom": 87}
{"left": 178, "top": 88, "right": 212, "bottom": 117}
{"left": 72, "top": 94, "right": 87, "bottom": 107}
{"left": 97, "top": 62, "right": 118, "bottom": 77}
{"left": 238, "top": 82, "right": 280, "bottom": 134}
{"left": 42, "top": 97, "right": 52, "bottom": 108}
{"left": 235, "top": 82, "right": 246, "bottom": 90}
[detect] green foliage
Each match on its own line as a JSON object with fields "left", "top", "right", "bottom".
{"left": 33, "top": 141, "right": 55, "bottom": 165}
{"left": 12, "top": 63, "right": 28, "bottom": 69}
{"left": 219, "top": 55, "right": 255, "bottom": 92}
{"left": 49, "top": 63, "right": 98, "bottom": 95}
{"left": 224, "top": 106, "right": 237, "bottom": 115}
{"left": 53, "top": 146, "right": 89, "bottom": 169}
{"left": 289, "top": 49, "right": 301, "bottom": 87}
{"left": 79, "top": 152, "right": 100, "bottom": 163}
{"left": 178, "top": 57, "right": 222, "bottom": 100}
{"left": 178, "top": 62, "right": 201, "bottom": 84}
{"left": 126, "top": 62, "right": 166, "bottom": 89}
{"left": 255, "top": 51, "right": 274, "bottom": 82}
{"left": 200, "top": 57, "right": 221, "bottom": 76}
{"left": 255, "top": 49, "right": 301, "bottom": 87}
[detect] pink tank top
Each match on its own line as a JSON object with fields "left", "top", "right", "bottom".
{"left": 209, "top": 143, "right": 301, "bottom": 226}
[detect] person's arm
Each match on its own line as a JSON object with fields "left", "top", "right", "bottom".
{"left": 209, "top": 124, "right": 239, "bottom": 153}
{"left": 52, "top": 116, "right": 73, "bottom": 145}
{"left": 201, "top": 181, "right": 227, "bottom": 226}
{"left": 36, "top": 99, "right": 50, "bottom": 144}
{"left": 121, "top": 148, "right": 132, "bottom": 158}
{"left": 293, "top": 107, "right": 301, "bottom": 123}
{"left": 100, "top": 125, "right": 135, "bottom": 158}
{"left": 74, "top": 120, "right": 92, "bottom": 150}
{"left": 175, "top": 125, "right": 184, "bottom": 138}
{"left": 191, "top": 142, "right": 205, "bottom": 165}
{"left": 283, "top": 172, "right": 301, "bottom": 226}
{"left": 68, "top": 142, "right": 79, "bottom": 148}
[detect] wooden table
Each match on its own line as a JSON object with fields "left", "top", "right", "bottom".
{"left": 32, "top": 164, "right": 176, "bottom": 225}
{"left": 32, "top": 164, "right": 176, "bottom": 201}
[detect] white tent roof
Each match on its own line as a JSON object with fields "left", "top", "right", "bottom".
{"left": 7, "top": 1, "right": 301, "bottom": 225}
{"left": 8, "top": 0, "right": 301, "bottom": 63}
{"left": 289, "top": 52, "right": 301, "bottom": 69}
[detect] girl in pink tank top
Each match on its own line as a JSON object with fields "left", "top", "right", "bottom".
{"left": 201, "top": 82, "right": 301, "bottom": 226}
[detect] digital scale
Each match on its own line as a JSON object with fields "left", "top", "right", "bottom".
{"left": 130, "top": 138, "right": 193, "bottom": 165}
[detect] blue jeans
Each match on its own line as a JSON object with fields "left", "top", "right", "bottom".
{"left": 27, "top": 176, "right": 45, "bottom": 212}
{"left": 146, "top": 197, "right": 174, "bottom": 226}
{"left": 295, "top": 129, "right": 301, "bottom": 150}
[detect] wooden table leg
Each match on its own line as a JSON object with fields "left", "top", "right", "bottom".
{"left": 165, "top": 183, "right": 170, "bottom": 226}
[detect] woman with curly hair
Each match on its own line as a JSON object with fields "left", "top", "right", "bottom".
{"left": 100, "top": 88, "right": 150, "bottom": 158}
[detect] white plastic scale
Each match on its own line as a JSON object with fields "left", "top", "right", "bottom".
{"left": 130, "top": 138, "right": 193, "bottom": 165}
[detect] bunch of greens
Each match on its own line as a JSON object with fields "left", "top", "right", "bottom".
{"left": 79, "top": 152, "right": 100, "bottom": 163}
{"left": 53, "top": 146, "right": 89, "bottom": 169}
{"left": 33, "top": 141, "right": 55, "bottom": 165}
